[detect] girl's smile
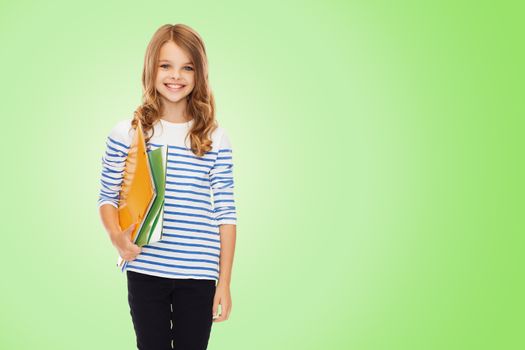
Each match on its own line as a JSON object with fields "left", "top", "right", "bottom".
{"left": 164, "top": 83, "right": 186, "bottom": 92}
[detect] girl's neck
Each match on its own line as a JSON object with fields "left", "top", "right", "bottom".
{"left": 160, "top": 98, "right": 191, "bottom": 123}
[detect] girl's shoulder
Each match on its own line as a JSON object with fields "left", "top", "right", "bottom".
{"left": 106, "top": 118, "right": 135, "bottom": 146}
{"left": 210, "top": 125, "right": 232, "bottom": 151}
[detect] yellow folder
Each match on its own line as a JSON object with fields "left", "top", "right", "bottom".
{"left": 116, "top": 119, "right": 156, "bottom": 270}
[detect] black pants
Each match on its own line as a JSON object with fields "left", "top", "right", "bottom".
{"left": 127, "top": 270, "right": 216, "bottom": 350}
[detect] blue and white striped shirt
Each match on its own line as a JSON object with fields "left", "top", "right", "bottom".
{"left": 98, "top": 117, "right": 237, "bottom": 281}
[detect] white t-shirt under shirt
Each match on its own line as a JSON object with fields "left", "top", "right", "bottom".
{"left": 98, "top": 117, "right": 237, "bottom": 281}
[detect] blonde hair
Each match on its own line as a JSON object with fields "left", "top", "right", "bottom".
{"left": 131, "top": 23, "right": 217, "bottom": 157}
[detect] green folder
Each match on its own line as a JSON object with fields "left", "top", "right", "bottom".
{"left": 146, "top": 145, "right": 168, "bottom": 243}
{"left": 133, "top": 145, "right": 168, "bottom": 246}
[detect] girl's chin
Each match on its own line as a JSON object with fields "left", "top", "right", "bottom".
{"left": 160, "top": 93, "right": 186, "bottom": 102}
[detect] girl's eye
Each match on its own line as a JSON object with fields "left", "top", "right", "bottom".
{"left": 160, "top": 64, "right": 193, "bottom": 71}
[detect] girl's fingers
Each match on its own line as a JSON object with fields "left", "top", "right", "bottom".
{"left": 213, "top": 306, "right": 231, "bottom": 322}
{"left": 212, "top": 296, "right": 220, "bottom": 317}
{"left": 212, "top": 304, "right": 220, "bottom": 321}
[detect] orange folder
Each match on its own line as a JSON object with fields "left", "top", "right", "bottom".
{"left": 116, "top": 119, "right": 156, "bottom": 270}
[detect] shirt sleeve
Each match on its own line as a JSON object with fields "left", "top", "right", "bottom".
{"left": 209, "top": 129, "right": 237, "bottom": 226}
{"left": 97, "top": 122, "right": 131, "bottom": 209}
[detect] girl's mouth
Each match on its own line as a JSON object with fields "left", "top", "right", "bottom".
{"left": 165, "top": 83, "right": 185, "bottom": 92}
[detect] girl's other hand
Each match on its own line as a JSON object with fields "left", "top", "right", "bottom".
{"left": 112, "top": 222, "right": 142, "bottom": 261}
{"left": 212, "top": 283, "right": 232, "bottom": 322}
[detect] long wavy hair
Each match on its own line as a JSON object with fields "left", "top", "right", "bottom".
{"left": 131, "top": 23, "right": 217, "bottom": 157}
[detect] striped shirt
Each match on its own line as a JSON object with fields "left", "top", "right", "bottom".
{"left": 98, "top": 117, "right": 237, "bottom": 281}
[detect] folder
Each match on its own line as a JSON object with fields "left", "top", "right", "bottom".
{"left": 134, "top": 145, "right": 168, "bottom": 247}
{"left": 115, "top": 120, "right": 167, "bottom": 271}
{"left": 145, "top": 145, "right": 168, "bottom": 244}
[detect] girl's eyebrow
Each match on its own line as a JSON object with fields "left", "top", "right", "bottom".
{"left": 159, "top": 59, "right": 193, "bottom": 65}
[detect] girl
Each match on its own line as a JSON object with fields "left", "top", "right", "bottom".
{"left": 97, "top": 24, "right": 237, "bottom": 350}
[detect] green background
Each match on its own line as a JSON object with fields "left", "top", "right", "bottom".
{"left": 1, "top": 0, "right": 523, "bottom": 349}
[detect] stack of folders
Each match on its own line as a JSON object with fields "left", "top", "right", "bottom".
{"left": 116, "top": 120, "right": 168, "bottom": 272}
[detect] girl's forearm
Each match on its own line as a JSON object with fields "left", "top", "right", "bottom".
{"left": 218, "top": 224, "right": 236, "bottom": 287}
{"left": 99, "top": 204, "right": 122, "bottom": 244}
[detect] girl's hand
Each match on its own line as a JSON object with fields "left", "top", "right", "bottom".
{"left": 212, "top": 283, "right": 232, "bottom": 322}
{"left": 112, "top": 222, "right": 142, "bottom": 261}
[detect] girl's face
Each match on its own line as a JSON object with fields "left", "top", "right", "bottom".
{"left": 155, "top": 41, "right": 195, "bottom": 104}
